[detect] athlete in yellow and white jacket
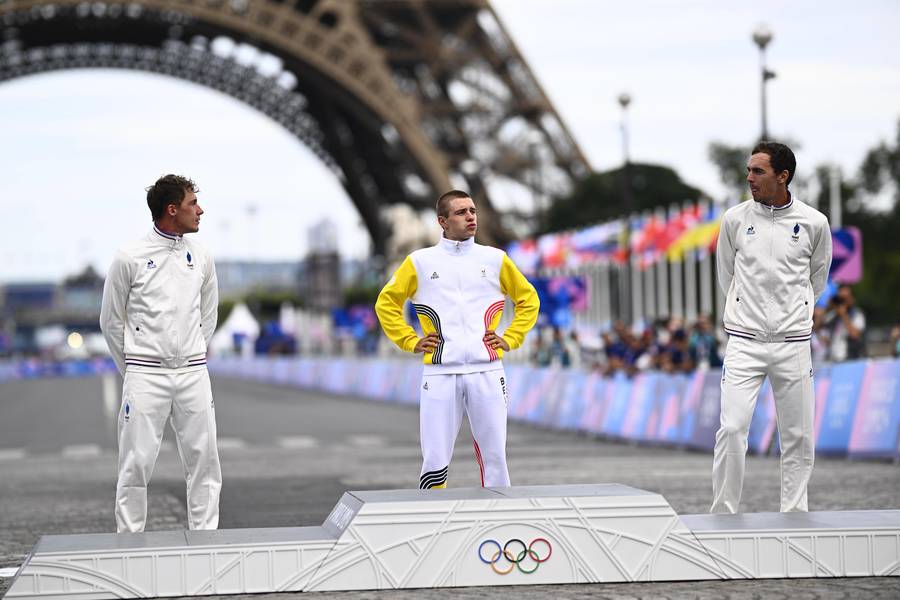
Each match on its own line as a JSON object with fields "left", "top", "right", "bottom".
{"left": 376, "top": 190, "right": 539, "bottom": 489}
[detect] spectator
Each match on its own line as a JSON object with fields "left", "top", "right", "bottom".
{"left": 621, "top": 328, "right": 647, "bottom": 377}
{"left": 566, "top": 329, "right": 583, "bottom": 370}
{"left": 660, "top": 329, "right": 694, "bottom": 374}
{"left": 549, "top": 326, "right": 571, "bottom": 367}
{"left": 602, "top": 322, "right": 629, "bottom": 376}
{"left": 531, "top": 329, "right": 552, "bottom": 367}
{"left": 891, "top": 323, "right": 900, "bottom": 358}
{"left": 688, "top": 314, "right": 722, "bottom": 368}
{"left": 824, "top": 284, "right": 866, "bottom": 361}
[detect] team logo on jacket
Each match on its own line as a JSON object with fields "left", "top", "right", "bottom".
{"left": 481, "top": 267, "right": 487, "bottom": 278}
{"left": 746, "top": 225, "right": 755, "bottom": 235}
{"left": 145, "top": 259, "right": 156, "bottom": 270}
{"left": 430, "top": 271, "right": 440, "bottom": 280}
{"left": 124, "top": 403, "right": 131, "bottom": 422}
{"left": 186, "top": 251, "right": 194, "bottom": 268}
{"left": 423, "top": 381, "right": 429, "bottom": 390}
{"left": 791, "top": 223, "right": 801, "bottom": 242}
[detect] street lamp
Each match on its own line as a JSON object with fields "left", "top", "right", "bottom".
{"left": 616, "top": 93, "right": 634, "bottom": 216}
{"left": 617, "top": 92, "right": 631, "bottom": 165}
{"left": 752, "top": 24, "right": 776, "bottom": 141}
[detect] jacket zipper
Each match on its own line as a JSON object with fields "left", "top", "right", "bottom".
{"left": 767, "top": 205, "right": 775, "bottom": 337}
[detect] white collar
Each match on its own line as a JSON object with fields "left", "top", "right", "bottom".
{"left": 437, "top": 235, "right": 475, "bottom": 255}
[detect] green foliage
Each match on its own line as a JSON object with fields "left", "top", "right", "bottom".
{"left": 843, "top": 208, "right": 900, "bottom": 326}
{"left": 541, "top": 163, "right": 708, "bottom": 233}
{"left": 218, "top": 299, "right": 236, "bottom": 325}
{"left": 343, "top": 284, "right": 381, "bottom": 307}
{"left": 840, "top": 119, "right": 900, "bottom": 326}
{"left": 708, "top": 142, "right": 751, "bottom": 196}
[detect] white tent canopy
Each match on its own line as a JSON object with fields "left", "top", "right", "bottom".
{"left": 208, "top": 302, "right": 260, "bottom": 357}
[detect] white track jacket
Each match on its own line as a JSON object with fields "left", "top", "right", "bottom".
{"left": 100, "top": 226, "right": 218, "bottom": 374}
{"left": 375, "top": 236, "right": 539, "bottom": 375}
{"left": 717, "top": 196, "right": 832, "bottom": 342}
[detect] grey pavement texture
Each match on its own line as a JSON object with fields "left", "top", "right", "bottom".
{"left": 1, "top": 374, "right": 899, "bottom": 599}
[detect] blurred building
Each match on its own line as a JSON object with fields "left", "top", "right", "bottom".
{"left": 216, "top": 261, "right": 302, "bottom": 299}
{"left": 0, "top": 266, "right": 104, "bottom": 356}
{"left": 304, "top": 219, "right": 341, "bottom": 312}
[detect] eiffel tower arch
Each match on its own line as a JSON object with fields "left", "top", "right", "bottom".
{"left": 0, "top": 0, "right": 590, "bottom": 254}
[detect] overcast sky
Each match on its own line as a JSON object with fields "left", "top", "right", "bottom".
{"left": 0, "top": 0, "right": 898, "bottom": 282}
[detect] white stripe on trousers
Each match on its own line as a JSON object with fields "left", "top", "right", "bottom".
{"left": 419, "top": 369, "right": 510, "bottom": 488}
{"left": 115, "top": 368, "right": 222, "bottom": 532}
{"left": 711, "top": 336, "right": 815, "bottom": 513}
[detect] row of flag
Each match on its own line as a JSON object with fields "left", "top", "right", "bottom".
{"left": 508, "top": 202, "right": 723, "bottom": 273}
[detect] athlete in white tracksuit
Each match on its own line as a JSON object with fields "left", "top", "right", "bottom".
{"left": 711, "top": 143, "right": 832, "bottom": 513}
{"left": 100, "top": 174, "right": 221, "bottom": 532}
{"left": 375, "top": 190, "right": 539, "bottom": 489}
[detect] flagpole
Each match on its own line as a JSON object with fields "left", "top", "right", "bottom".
{"left": 670, "top": 204, "right": 685, "bottom": 320}
{"left": 655, "top": 207, "right": 669, "bottom": 319}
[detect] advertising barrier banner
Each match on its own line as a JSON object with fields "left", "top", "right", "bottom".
{"left": 817, "top": 361, "right": 867, "bottom": 453}
{"left": 8, "top": 354, "right": 897, "bottom": 459}
{"left": 848, "top": 359, "right": 900, "bottom": 458}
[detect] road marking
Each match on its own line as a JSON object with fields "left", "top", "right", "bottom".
{"left": 347, "top": 435, "right": 387, "bottom": 448}
{"left": 61, "top": 444, "right": 102, "bottom": 458}
{"left": 216, "top": 437, "right": 247, "bottom": 450}
{"left": 0, "top": 448, "right": 26, "bottom": 461}
{"left": 278, "top": 436, "right": 319, "bottom": 449}
{"left": 0, "top": 567, "right": 19, "bottom": 578}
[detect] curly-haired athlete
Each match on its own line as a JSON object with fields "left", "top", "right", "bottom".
{"left": 375, "top": 190, "right": 539, "bottom": 489}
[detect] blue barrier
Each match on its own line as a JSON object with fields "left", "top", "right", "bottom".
{"left": 0, "top": 357, "right": 116, "bottom": 381}
{"left": 207, "top": 356, "right": 900, "bottom": 459}
{"left": 5, "top": 355, "right": 896, "bottom": 459}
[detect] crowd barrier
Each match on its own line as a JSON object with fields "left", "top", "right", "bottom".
{"left": 208, "top": 356, "right": 900, "bottom": 461}
{"left": 1, "top": 355, "right": 895, "bottom": 460}
{"left": 0, "top": 356, "right": 116, "bottom": 381}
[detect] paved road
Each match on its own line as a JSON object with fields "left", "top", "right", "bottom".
{"left": 1, "top": 374, "right": 899, "bottom": 599}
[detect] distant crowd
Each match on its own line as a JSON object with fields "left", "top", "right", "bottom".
{"left": 529, "top": 314, "right": 722, "bottom": 376}
{"left": 527, "top": 284, "right": 894, "bottom": 375}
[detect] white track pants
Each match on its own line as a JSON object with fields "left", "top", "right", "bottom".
{"left": 419, "top": 369, "right": 510, "bottom": 489}
{"left": 711, "top": 337, "right": 814, "bottom": 513}
{"left": 115, "top": 369, "right": 222, "bottom": 532}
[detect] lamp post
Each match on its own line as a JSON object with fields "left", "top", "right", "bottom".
{"left": 617, "top": 92, "right": 631, "bottom": 165}
{"left": 752, "top": 24, "right": 776, "bottom": 141}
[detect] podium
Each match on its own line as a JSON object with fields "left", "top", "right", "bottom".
{"left": 6, "top": 484, "right": 899, "bottom": 598}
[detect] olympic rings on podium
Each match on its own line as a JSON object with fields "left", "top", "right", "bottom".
{"left": 477, "top": 538, "right": 552, "bottom": 574}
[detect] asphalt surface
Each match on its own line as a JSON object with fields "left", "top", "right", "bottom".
{"left": 1, "top": 373, "right": 899, "bottom": 599}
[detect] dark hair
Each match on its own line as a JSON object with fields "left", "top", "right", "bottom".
{"left": 751, "top": 141, "right": 796, "bottom": 186}
{"left": 146, "top": 174, "right": 199, "bottom": 221}
{"left": 436, "top": 189, "right": 471, "bottom": 217}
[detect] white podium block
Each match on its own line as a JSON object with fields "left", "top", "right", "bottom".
{"left": 683, "top": 511, "right": 900, "bottom": 578}
{"left": 5, "top": 484, "right": 899, "bottom": 598}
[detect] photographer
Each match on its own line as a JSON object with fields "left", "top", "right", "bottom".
{"left": 824, "top": 284, "right": 866, "bottom": 361}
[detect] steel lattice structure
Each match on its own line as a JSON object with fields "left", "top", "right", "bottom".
{"left": 0, "top": 0, "right": 590, "bottom": 252}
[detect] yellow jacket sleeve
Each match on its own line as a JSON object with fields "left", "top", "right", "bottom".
{"left": 375, "top": 256, "right": 420, "bottom": 353}
{"left": 499, "top": 253, "right": 539, "bottom": 350}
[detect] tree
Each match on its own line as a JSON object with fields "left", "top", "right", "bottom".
{"left": 540, "top": 163, "right": 708, "bottom": 233}
{"left": 708, "top": 142, "right": 751, "bottom": 199}
{"left": 837, "top": 119, "right": 900, "bottom": 326}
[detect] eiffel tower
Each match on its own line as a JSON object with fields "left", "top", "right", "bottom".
{"left": 0, "top": 0, "right": 590, "bottom": 253}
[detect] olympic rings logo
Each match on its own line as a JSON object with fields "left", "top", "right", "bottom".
{"left": 477, "top": 538, "right": 552, "bottom": 575}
